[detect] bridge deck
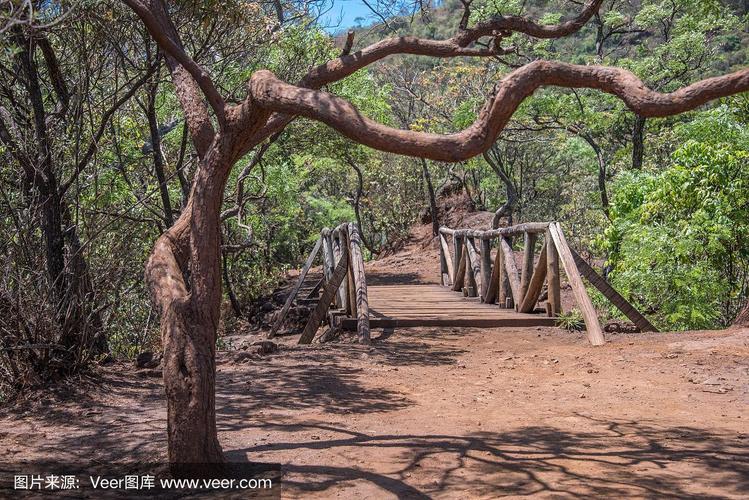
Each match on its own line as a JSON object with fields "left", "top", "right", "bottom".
{"left": 341, "top": 284, "right": 556, "bottom": 330}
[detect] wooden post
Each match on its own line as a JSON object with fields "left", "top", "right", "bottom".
{"left": 520, "top": 232, "right": 537, "bottom": 299}
{"left": 569, "top": 247, "right": 657, "bottom": 332}
{"left": 518, "top": 242, "right": 547, "bottom": 313}
{"left": 480, "top": 238, "right": 492, "bottom": 301}
{"left": 498, "top": 241, "right": 507, "bottom": 307}
{"left": 548, "top": 222, "right": 605, "bottom": 346}
{"left": 269, "top": 237, "right": 322, "bottom": 339}
{"left": 499, "top": 237, "right": 522, "bottom": 306}
{"left": 347, "top": 223, "right": 371, "bottom": 343}
{"left": 321, "top": 231, "right": 334, "bottom": 282}
{"left": 464, "top": 237, "right": 480, "bottom": 297}
{"left": 452, "top": 234, "right": 463, "bottom": 283}
{"left": 341, "top": 229, "right": 356, "bottom": 317}
{"left": 331, "top": 232, "right": 347, "bottom": 309}
{"left": 484, "top": 238, "right": 501, "bottom": 304}
{"left": 439, "top": 234, "right": 454, "bottom": 286}
{"left": 299, "top": 242, "right": 349, "bottom": 344}
{"left": 452, "top": 236, "right": 467, "bottom": 292}
{"left": 546, "top": 229, "right": 561, "bottom": 317}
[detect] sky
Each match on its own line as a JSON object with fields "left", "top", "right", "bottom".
{"left": 321, "top": 0, "right": 378, "bottom": 32}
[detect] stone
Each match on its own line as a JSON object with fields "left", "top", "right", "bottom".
{"left": 135, "top": 351, "right": 161, "bottom": 369}
{"left": 251, "top": 340, "right": 279, "bottom": 355}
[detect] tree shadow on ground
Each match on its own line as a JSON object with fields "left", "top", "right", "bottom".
{"left": 216, "top": 335, "right": 467, "bottom": 431}
{"left": 366, "top": 271, "right": 430, "bottom": 285}
{"left": 226, "top": 415, "right": 749, "bottom": 498}
{"left": 0, "top": 368, "right": 167, "bottom": 462}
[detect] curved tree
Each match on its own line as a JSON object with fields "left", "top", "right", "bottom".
{"left": 122, "top": 0, "right": 749, "bottom": 465}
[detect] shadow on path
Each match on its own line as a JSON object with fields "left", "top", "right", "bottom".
{"left": 227, "top": 415, "right": 749, "bottom": 498}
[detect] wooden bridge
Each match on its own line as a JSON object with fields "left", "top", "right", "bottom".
{"left": 269, "top": 222, "right": 656, "bottom": 346}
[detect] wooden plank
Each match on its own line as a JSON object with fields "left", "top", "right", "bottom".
{"left": 546, "top": 229, "right": 561, "bottom": 316}
{"left": 439, "top": 234, "right": 454, "bottom": 286}
{"left": 464, "top": 237, "right": 480, "bottom": 297}
{"left": 304, "top": 278, "right": 323, "bottom": 299}
{"left": 518, "top": 242, "right": 547, "bottom": 313}
{"left": 548, "top": 222, "right": 605, "bottom": 346}
{"left": 520, "top": 232, "right": 538, "bottom": 298}
{"left": 569, "top": 247, "right": 658, "bottom": 332}
{"left": 348, "top": 223, "right": 371, "bottom": 343}
{"left": 269, "top": 237, "right": 322, "bottom": 339}
{"left": 299, "top": 243, "right": 349, "bottom": 344}
{"left": 480, "top": 238, "right": 492, "bottom": 301}
{"left": 341, "top": 316, "right": 556, "bottom": 329}
{"left": 499, "top": 237, "right": 522, "bottom": 306}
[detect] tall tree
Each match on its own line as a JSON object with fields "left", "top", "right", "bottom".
{"left": 123, "top": 0, "right": 749, "bottom": 466}
{"left": 0, "top": 9, "right": 153, "bottom": 365}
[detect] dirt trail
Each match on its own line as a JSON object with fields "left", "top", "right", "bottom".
{"left": 1, "top": 214, "right": 748, "bottom": 498}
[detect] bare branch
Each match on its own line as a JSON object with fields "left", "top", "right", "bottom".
{"left": 122, "top": 0, "right": 220, "bottom": 156}
{"left": 341, "top": 30, "right": 355, "bottom": 56}
{"left": 123, "top": 0, "right": 225, "bottom": 122}
{"left": 231, "top": 0, "right": 603, "bottom": 157}
{"left": 301, "top": 0, "right": 602, "bottom": 88}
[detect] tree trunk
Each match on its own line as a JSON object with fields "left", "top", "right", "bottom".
{"left": 597, "top": 153, "right": 610, "bottom": 219}
{"left": 346, "top": 157, "right": 377, "bottom": 254}
{"left": 632, "top": 115, "right": 646, "bottom": 170}
{"left": 579, "top": 133, "right": 610, "bottom": 219}
{"left": 18, "top": 29, "right": 106, "bottom": 358}
{"left": 421, "top": 158, "right": 439, "bottom": 236}
{"left": 146, "top": 132, "right": 255, "bottom": 467}
{"left": 150, "top": 210, "right": 225, "bottom": 467}
{"left": 483, "top": 150, "right": 517, "bottom": 229}
{"left": 147, "top": 81, "right": 175, "bottom": 228}
{"left": 222, "top": 249, "right": 242, "bottom": 318}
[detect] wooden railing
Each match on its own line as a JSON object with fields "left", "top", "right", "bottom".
{"left": 438, "top": 221, "right": 657, "bottom": 346}
{"left": 269, "top": 222, "right": 370, "bottom": 344}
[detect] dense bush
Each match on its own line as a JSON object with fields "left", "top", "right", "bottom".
{"left": 598, "top": 104, "right": 749, "bottom": 330}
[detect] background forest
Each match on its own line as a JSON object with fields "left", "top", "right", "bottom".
{"left": 0, "top": 0, "right": 747, "bottom": 398}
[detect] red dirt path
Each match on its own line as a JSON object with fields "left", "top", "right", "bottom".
{"left": 1, "top": 214, "right": 748, "bottom": 498}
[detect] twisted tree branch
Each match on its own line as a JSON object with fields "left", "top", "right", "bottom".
{"left": 249, "top": 62, "right": 749, "bottom": 162}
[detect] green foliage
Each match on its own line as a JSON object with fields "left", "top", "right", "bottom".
{"left": 599, "top": 104, "right": 749, "bottom": 330}
{"left": 556, "top": 309, "right": 585, "bottom": 331}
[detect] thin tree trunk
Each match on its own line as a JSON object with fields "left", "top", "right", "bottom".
{"left": 632, "top": 115, "right": 646, "bottom": 170}
{"left": 420, "top": 158, "right": 439, "bottom": 236}
{"left": 18, "top": 30, "right": 105, "bottom": 357}
{"left": 345, "top": 157, "right": 377, "bottom": 254}
{"left": 483, "top": 150, "right": 517, "bottom": 229}
{"left": 147, "top": 80, "right": 175, "bottom": 228}
{"left": 579, "top": 133, "right": 610, "bottom": 218}
{"left": 597, "top": 153, "right": 610, "bottom": 218}
{"left": 222, "top": 249, "right": 242, "bottom": 318}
